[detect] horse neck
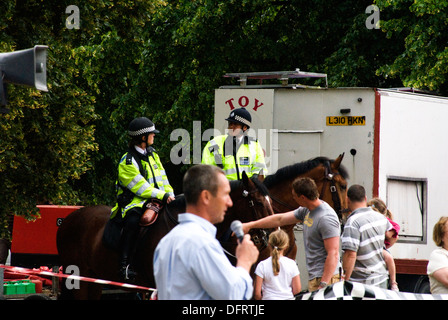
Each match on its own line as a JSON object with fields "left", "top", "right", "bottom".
{"left": 216, "top": 195, "right": 241, "bottom": 239}
{"left": 268, "top": 166, "right": 327, "bottom": 212}
{"left": 268, "top": 180, "right": 297, "bottom": 212}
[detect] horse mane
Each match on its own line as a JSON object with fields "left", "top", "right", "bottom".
{"left": 229, "top": 176, "right": 270, "bottom": 197}
{"left": 263, "top": 157, "right": 349, "bottom": 188}
{"left": 167, "top": 194, "right": 186, "bottom": 212}
{"left": 166, "top": 176, "right": 270, "bottom": 211}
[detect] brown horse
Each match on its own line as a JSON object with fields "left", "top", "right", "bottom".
{"left": 263, "top": 153, "right": 349, "bottom": 260}
{"left": 56, "top": 172, "right": 273, "bottom": 300}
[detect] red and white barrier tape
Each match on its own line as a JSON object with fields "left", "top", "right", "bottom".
{"left": 0, "top": 264, "right": 156, "bottom": 292}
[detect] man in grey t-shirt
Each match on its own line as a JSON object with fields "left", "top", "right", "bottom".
{"left": 294, "top": 202, "right": 341, "bottom": 285}
{"left": 243, "top": 177, "right": 341, "bottom": 291}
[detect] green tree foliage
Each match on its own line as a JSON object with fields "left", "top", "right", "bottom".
{"left": 0, "top": 0, "right": 159, "bottom": 238}
{"left": 116, "top": 0, "right": 398, "bottom": 167}
{"left": 0, "top": 1, "right": 99, "bottom": 239}
{"left": 376, "top": 0, "right": 448, "bottom": 94}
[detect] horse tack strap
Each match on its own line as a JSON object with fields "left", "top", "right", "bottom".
{"left": 219, "top": 187, "right": 269, "bottom": 252}
{"left": 320, "top": 161, "right": 342, "bottom": 216}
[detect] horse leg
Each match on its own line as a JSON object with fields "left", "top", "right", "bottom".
{"left": 71, "top": 282, "right": 90, "bottom": 300}
{"left": 87, "top": 283, "right": 103, "bottom": 300}
{"left": 57, "top": 205, "right": 115, "bottom": 300}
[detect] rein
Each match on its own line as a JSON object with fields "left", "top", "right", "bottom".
{"left": 162, "top": 197, "right": 184, "bottom": 229}
{"left": 320, "top": 161, "right": 343, "bottom": 218}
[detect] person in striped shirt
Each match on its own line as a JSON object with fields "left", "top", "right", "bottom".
{"left": 341, "top": 185, "right": 394, "bottom": 288}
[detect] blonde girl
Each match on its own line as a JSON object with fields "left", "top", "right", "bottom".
{"left": 254, "top": 229, "right": 301, "bottom": 300}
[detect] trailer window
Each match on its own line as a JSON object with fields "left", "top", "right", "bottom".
{"left": 386, "top": 177, "right": 427, "bottom": 244}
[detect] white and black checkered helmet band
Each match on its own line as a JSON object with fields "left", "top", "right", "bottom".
{"left": 128, "top": 125, "right": 156, "bottom": 136}
{"left": 226, "top": 108, "right": 252, "bottom": 127}
{"left": 233, "top": 115, "right": 251, "bottom": 127}
{"left": 128, "top": 117, "right": 159, "bottom": 136}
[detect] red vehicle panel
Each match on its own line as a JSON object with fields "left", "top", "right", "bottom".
{"left": 11, "top": 205, "right": 82, "bottom": 255}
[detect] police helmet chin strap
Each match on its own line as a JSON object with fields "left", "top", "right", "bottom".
{"left": 140, "top": 134, "right": 152, "bottom": 153}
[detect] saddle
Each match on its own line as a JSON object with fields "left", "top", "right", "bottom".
{"left": 102, "top": 199, "right": 164, "bottom": 252}
{"left": 102, "top": 195, "right": 186, "bottom": 253}
{"left": 140, "top": 199, "right": 163, "bottom": 226}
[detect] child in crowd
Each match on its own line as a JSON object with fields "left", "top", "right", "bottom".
{"left": 254, "top": 229, "right": 301, "bottom": 300}
{"left": 367, "top": 197, "right": 400, "bottom": 291}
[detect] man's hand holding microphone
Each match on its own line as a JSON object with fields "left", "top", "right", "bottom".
{"left": 231, "top": 220, "right": 259, "bottom": 273}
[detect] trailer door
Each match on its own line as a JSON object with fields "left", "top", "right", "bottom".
{"left": 387, "top": 176, "right": 427, "bottom": 243}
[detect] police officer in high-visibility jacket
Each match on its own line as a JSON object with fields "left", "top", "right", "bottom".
{"left": 110, "top": 117, "right": 175, "bottom": 280}
{"left": 202, "top": 108, "right": 267, "bottom": 180}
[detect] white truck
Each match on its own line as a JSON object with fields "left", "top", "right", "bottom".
{"left": 213, "top": 70, "right": 448, "bottom": 293}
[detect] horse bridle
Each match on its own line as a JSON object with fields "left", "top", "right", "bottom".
{"left": 241, "top": 189, "right": 270, "bottom": 251}
{"left": 320, "top": 161, "right": 343, "bottom": 218}
{"left": 219, "top": 187, "right": 271, "bottom": 257}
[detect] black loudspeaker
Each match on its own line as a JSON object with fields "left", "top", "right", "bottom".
{"left": 0, "top": 45, "right": 48, "bottom": 110}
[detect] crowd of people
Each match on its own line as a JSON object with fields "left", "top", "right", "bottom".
{"left": 115, "top": 112, "right": 448, "bottom": 299}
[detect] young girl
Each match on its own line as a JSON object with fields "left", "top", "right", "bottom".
{"left": 367, "top": 197, "right": 400, "bottom": 291}
{"left": 254, "top": 229, "right": 301, "bottom": 300}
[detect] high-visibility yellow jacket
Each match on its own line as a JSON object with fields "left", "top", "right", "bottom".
{"left": 111, "top": 147, "right": 174, "bottom": 219}
{"left": 202, "top": 134, "right": 267, "bottom": 180}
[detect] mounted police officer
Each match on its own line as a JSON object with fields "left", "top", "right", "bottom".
{"left": 202, "top": 108, "right": 267, "bottom": 180}
{"left": 110, "top": 117, "right": 175, "bottom": 280}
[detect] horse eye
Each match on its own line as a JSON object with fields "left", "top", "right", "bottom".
{"left": 341, "top": 185, "right": 347, "bottom": 190}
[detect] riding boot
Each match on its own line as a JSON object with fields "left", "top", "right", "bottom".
{"left": 119, "top": 210, "right": 140, "bottom": 280}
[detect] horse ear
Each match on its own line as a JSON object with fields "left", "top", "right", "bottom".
{"left": 257, "top": 169, "right": 265, "bottom": 182}
{"left": 332, "top": 152, "right": 345, "bottom": 170}
{"left": 242, "top": 171, "right": 250, "bottom": 186}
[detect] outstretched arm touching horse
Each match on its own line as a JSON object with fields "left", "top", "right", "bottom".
{"left": 242, "top": 210, "right": 301, "bottom": 234}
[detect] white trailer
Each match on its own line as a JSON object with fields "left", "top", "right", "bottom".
{"left": 213, "top": 71, "right": 448, "bottom": 292}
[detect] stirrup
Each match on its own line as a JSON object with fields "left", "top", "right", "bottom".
{"left": 120, "top": 264, "right": 137, "bottom": 281}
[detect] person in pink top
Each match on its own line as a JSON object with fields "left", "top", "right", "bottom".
{"left": 368, "top": 198, "right": 400, "bottom": 291}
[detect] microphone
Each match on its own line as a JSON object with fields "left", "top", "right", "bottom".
{"left": 230, "top": 220, "right": 244, "bottom": 243}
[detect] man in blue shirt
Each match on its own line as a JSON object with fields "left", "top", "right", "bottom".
{"left": 153, "top": 164, "right": 259, "bottom": 300}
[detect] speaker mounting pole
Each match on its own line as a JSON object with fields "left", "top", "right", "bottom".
{"left": 0, "top": 72, "right": 8, "bottom": 113}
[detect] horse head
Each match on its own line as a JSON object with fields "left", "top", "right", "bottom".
{"left": 216, "top": 171, "right": 274, "bottom": 260}
{"left": 311, "top": 153, "right": 349, "bottom": 221}
{"left": 264, "top": 153, "right": 349, "bottom": 221}
{"left": 224, "top": 172, "right": 273, "bottom": 222}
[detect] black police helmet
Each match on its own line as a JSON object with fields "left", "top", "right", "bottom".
{"left": 128, "top": 117, "right": 160, "bottom": 136}
{"left": 225, "top": 108, "right": 251, "bottom": 128}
